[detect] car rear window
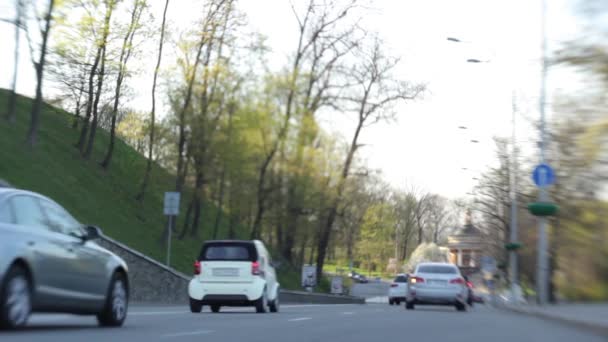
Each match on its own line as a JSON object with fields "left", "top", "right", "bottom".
{"left": 417, "top": 265, "right": 458, "bottom": 274}
{"left": 199, "top": 242, "right": 258, "bottom": 262}
{"left": 394, "top": 275, "right": 408, "bottom": 283}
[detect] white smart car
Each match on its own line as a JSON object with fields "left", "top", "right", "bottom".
{"left": 188, "top": 240, "right": 280, "bottom": 313}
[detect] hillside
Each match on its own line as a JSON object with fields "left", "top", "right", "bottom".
{"left": 0, "top": 89, "right": 250, "bottom": 277}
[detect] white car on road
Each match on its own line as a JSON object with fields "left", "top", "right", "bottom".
{"left": 405, "top": 262, "right": 469, "bottom": 311}
{"left": 388, "top": 274, "right": 408, "bottom": 305}
{"left": 188, "top": 240, "right": 280, "bottom": 314}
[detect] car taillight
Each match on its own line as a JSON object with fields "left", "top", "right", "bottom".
{"left": 466, "top": 281, "right": 473, "bottom": 288}
{"left": 194, "top": 261, "right": 201, "bottom": 275}
{"left": 252, "top": 261, "right": 261, "bottom": 275}
{"left": 410, "top": 276, "right": 424, "bottom": 284}
{"left": 390, "top": 283, "right": 398, "bottom": 288}
{"left": 450, "top": 277, "right": 465, "bottom": 285}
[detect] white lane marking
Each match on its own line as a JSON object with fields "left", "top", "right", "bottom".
{"left": 131, "top": 311, "right": 188, "bottom": 316}
{"left": 130, "top": 304, "right": 358, "bottom": 316}
{"left": 161, "top": 330, "right": 214, "bottom": 338}
{"left": 342, "top": 312, "right": 354, "bottom": 315}
{"left": 288, "top": 317, "right": 312, "bottom": 322}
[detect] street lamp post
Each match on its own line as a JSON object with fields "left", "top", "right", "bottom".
{"left": 448, "top": 37, "right": 521, "bottom": 302}
{"left": 536, "top": 0, "right": 550, "bottom": 306}
{"left": 509, "top": 91, "right": 520, "bottom": 302}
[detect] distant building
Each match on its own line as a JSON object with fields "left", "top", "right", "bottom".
{"left": 445, "top": 209, "right": 485, "bottom": 276}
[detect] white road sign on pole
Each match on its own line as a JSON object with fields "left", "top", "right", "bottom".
{"left": 301, "top": 265, "right": 317, "bottom": 288}
{"left": 164, "top": 192, "right": 181, "bottom": 216}
{"left": 331, "top": 276, "right": 343, "bottom": 295}
{"left": 164, "top": 192, "right": 180, "bottom": 266}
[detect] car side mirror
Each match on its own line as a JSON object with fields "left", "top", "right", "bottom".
{"left": 83, "top": 225, "right": 102, "bottom": 241}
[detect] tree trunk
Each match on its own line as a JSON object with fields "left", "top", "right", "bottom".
{"left": 188, "top": 164, "right": 205, "bottom": 238}
{"left": 316, "top": 117, "right": 363, "bottom": 280}
{"left": 6, "top": 0, "right": 22, "bottom": 124}
{"left": 101, "top": 0, "right": 142, "bottom": 169}
{"left": 26, "top": 0, "right": 55, "bottom": 147}
{"left": 82, "top": 1, "right": 113, "bottom": 158}
{"left": 71, "top": 94, "right": 82, "bottom": 128}
{"left": 212, "top": 167, "right": 226, "bottom": 239}
{"left": 76, "top": 47, "right": 101, "bottom": 150}
{"left": 178, "top": 196, "right": 195, "bottom": 240}
{"left": 137, "top": 0, "right": 169, "bottom": 200}
{"left": 227, "top": 189, "right": 238, "bottom": 239}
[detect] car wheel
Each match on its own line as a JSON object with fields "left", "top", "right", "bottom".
{"left": 97, "top": 272, "right": 128, "bottom": 327}
{"left": 389, "top": 298, "right": 394, "bottom": 305}
{"left": 269, "top": 291, "right": 280, "bottom": 313}
{"left": 210, "top": 305, "right": 221, "bottom": 313}
{"left": 405, "top": 301, "right": 414, "bottom": 310}
{"left": 255, "top": 289, "right": 269, "bottom": 313}
{"left": 455, "top": 302, "right": 467, "bottom": 312}
{"left": 395, "top": 300, "right": 401, "bottom": 305}
{"left": 189, "top": 298, "right": 203, "bottom": 313}
{"left": 0, "top": 265, "right": 31, "bottom": 330}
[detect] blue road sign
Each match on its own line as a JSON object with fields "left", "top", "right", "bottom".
{"left": 532, "top": 163, "right": 555, "bottom": 187}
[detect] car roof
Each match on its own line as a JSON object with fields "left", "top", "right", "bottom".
{"left": 203, "top": 240, "right": 256, "bottom": 245}
{"left": 0, "top": 188, "right": 48, "bottom": 202}
{"left": 416, "top": 262, "right": 457, "bottom": 267}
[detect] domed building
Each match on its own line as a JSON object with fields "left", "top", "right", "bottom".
{"left": 446, "top": 209, "right": 485, "bottom": 276}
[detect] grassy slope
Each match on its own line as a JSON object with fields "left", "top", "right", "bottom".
{"left": 0, "top": 89, "right": 248, "bottom": 277}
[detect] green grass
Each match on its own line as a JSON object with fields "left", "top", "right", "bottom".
{"left": 0, "top": 90, "right": 255, "bottom": 278}
{"left": 324, "top": 263, "right": 392, "bottom": 280}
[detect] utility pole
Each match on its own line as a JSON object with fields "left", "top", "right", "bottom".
{"left": 536, "top": 0, "right": 550, "bottom": 305}
{"left": 509, "top": 91, "right": 519, "bottom": 302}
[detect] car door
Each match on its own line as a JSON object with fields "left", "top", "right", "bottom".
{"left": 258, "top": 244, "right": 278, "bottom": 297}
{"left": 38, "top": 199, "right": 108, "bottom": 302}
{"left": 9, "top": 195, "right": 68, "bottom": 306}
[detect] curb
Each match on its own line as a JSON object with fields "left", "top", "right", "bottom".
{"left": 499, "top": 304, "right": 608, "bottom": 338}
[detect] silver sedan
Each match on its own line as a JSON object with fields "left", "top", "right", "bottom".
{"left": 405, "top": 262, "right": 469, "bottom": 311}
{"left": 0, "top": 187, "right": 129, "bottom": 329}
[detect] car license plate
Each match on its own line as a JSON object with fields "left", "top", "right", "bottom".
{"left": 212, "top": 268, "right": 239, "bottom": 277}
{"left": 429, "top": 279, "right": 447, "bottom": 286}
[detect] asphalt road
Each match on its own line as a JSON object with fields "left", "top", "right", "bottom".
{"left": 350, "top": 280, "right": 389, "bottom": 299}
{"left": 1, "top": 303, "right": 604, "bottom": 342}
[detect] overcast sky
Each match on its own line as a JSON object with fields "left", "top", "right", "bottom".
{"left": 0, "top": 0, "right": 581, "bottom": 199}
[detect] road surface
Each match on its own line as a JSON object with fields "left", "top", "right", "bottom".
{"left": 350, "top": 280, "right": 389, "bottom": 299}
{"left": 1, "top": 303, "right": 604, "bottom": 341}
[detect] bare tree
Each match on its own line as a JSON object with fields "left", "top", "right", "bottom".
{"left": 135, "top": 0, "right": 169, "bottom": 200}
{"left": 26, "top": 0, "right": 56, "bottom": 147}
{"left": 82, "top": 0, "right": 116, "bottom": 159}
{"left": 101, "top": 0, "right": 147, "bottom": 169}
{"left": 5, "top": 0, "right": 24, "bottom": 124}
{"left": 251, "top": 0, "right": 358, "bottom": 242}
{"left": 281, "top": 0, "right": 360, "bottom": 262}
{"left": 315, "top": 38, "right": 425, "bottom": 279}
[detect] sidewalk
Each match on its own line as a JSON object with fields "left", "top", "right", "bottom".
{"left": 496, "top": 300, "right": 608, "bottom": 337}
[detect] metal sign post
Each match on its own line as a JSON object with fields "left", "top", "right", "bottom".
{"left": 164, "top": 192, "right": 180, "bottom": 267}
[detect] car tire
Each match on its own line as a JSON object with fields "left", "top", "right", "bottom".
{"left": 455, "top": 302, "right": 467, "bottom": 312}
{"left": 269, "top": 291, "right": 280, "bottom": 313}
{"left": 255, "top": 289, "right": 269, "bottom": 313}
{"left": 189, "top": 298, "right": 203, "bottom": 313}
{"left": 405, "top": 301, "right": 414, "bottom": 310}
{"left": 389, "top": 299, "right": 394, "bottom": 305}
{"left": 210, "top": 305, "right": 221, "bottom": 313}
{"left": 0, "top": 265, "right": 31, "bottom": 330}
{"left": 97, "top": 272, "right": 129, "bottom": 327}
{"left": 395, "top": 300, "right": 401, "bottom": 305}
